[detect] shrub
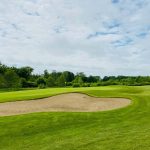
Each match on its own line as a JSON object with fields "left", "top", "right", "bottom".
{"left": 72, "top": 83, "right": 80, "bottom": 88}
{"left": 65, "top": 82, "right": 72, "bottom": 86}
{"left": 38, "top": 84, "right": 46, "bottom": 89}
{"left": 82, "top": 83, "right": 91, "bottom": 87}
{"left": 21, "top": 78, "right": 37, "bottom": 88}
{"left": 96, "top": 82, "right": 102, "bottom": 86}
{"left": 36, "top": 77, "right": 46, "bottom": 86}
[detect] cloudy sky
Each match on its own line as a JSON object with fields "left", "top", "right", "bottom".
{"left": 0, "top": 0, "right": 150, "bottom": 76}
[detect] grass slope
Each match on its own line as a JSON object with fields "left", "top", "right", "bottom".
{"left": 0, "top": 86, "right": 120, "bottom": 103}
{"left": 0, "top": 86, "right": 150, "bottom": 150}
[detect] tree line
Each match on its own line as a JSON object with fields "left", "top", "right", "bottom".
{"left": 0, "top": 62, "right": 150, "bottom": 89}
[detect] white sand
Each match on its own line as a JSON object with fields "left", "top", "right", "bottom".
{"left": 0, "top": 93, "right": 131, "bottom": 116}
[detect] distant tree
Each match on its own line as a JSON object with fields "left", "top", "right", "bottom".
{"left": 0, "top": 63, "right": 8, "bottom": 74}
{"left": 87, "top": 76, "right": 100, "bottom": 83}
{"left": 46, "top": 76, "right": 55, "bottom": 87}
{"left": 57, "top": 74, "right": 66, "bottom": 87}
{"left": 73, "top": 76, "right": 84, "bottom": 85}
{"left": 103, "top": 76, "right": 116, "bottom": 82}
{"left": 2, "top": 62, "right": 150, "bottom": 88}
{"left": 20, "top": 78, "right": 27, "bottom": 88}
{"left": 21, "top": 78, "right": 37, "bottom": 88}
{"left": 20, "top": 78, "right": 37, "bottom": 88}
{"left": 76, "top": 72, "right": 85, "bottom": 77}
{"left": 16, "top": 67, "right": 33, "bottom": 79}
{"left": 4, "top": 70, "right": 21, "bottom": 88}
{"left": 36, "top": 77, "right": 46, "bottom": 87}
{"left": 117, "top": 76, "right": 126, "bottom": 81}
{"left": 44, "top": 70, "right": 49, "bottom": 79}
{"left": 72, "top": 83, "right": 80, "bottom": 87}
{"left": 51, "top": 70, "right": 62, "bottom": 81}
{"left": 0, "top": 74, "right": 6, "bottom": 88}
{"left": 29, "top": 74, "right": 40, "bottom": 82}
{"left": 62, "top": 71, "right": 75, "bottom": 82}
{"left": 75, "top": 72, "right": 87, "bottom": 83}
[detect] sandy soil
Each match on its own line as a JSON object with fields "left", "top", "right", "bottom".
{"left": 0, "top": 93, "right": 131, "bottom": 116}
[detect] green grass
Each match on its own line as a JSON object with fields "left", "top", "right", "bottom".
{"left": 0, "top": 86, "right": 150, "bottom": 150}
{"left": 0, "top": 86, "right": 121, "bottom": 103}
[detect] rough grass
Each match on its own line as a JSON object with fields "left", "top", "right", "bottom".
{"left": 0, "top": 86, "right": 150, "bottom": 150}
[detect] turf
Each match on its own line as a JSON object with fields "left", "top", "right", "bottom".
{"left": 0, "top": 86, "right": 150, "bottom": 150}
{"left": 0, "top": 86, "right": 120, "bottom": 103}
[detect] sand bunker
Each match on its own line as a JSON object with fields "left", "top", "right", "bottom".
{"left": 0, "top": 93, "right": 131, "bottom": 116}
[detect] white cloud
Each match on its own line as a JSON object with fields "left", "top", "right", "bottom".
{"left": 0, "top": 0, "right": 150, "bottom": 76}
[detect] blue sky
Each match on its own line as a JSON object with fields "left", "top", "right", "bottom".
{"left": 0, "top": 0, "right": 150, "bottom": 76}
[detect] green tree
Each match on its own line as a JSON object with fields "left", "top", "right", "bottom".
{"left": 0, "top": 63, "right": 8, "bottom": 74}
{"left": 46, "top": 76, "right": 55, "bottom": 87}
{"left": 16, "top": 67, "right": 33, "bottom": 79}
{"left": 0, "top": 74, "right": 6, "bottom": 88}
{"left": 57, "top": 74, "right": 66, "bottom": 87}
{"left": 51, "top": 71, "right": 62, "bottom": 81}
{"left": 87, "top": 76, "right": 100, "bottom": 83}
{"left": 44, "top": 70, "right": 49, "bottom": 79}
{"left": 73, "top": 76, "right": 83, "bottom": 85}
{"left": 76, "top": 72, "right": 87, "bottom": 82}
{"left": 62, "top": 71, "right": 75, "bottom": 82}
{"left": 36, "top": 77, "right": 46, "bottom": 86}
{"left": 4, "top": 70, "right": 21, "bottom": 88}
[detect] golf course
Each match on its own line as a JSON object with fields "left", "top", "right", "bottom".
{"left": 1, "top": 0, "right": 150, "bottom": 149}
{"left": 0, "top": 86, "right": 150, "bottom": 150}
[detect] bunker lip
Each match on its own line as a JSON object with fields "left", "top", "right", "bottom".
{"left": 0, "top": 93, "right": 131, "bottom": 116}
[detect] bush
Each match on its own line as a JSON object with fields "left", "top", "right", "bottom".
{"left": 38, "top": 84, "right": 46, "bottom": 89}
{"left": 82, "top": 83, "right": 91, "bottom": 87}
{"left": 65, "top": 82, "right": 72, "bottom": 86}
{"left": 36, "top": 77, "right": 46, "bottom": 86}
{"left": 21, "top": 78, "right": 37, "bottom": 88}
{"left": 96, "top": 82, "right": 102, "bottom": 86}
{"left": 72, "top": 83, "right": 80, "bottom": 88}
{"left": 27, "top": 81, "right": 37, "bottom": 87}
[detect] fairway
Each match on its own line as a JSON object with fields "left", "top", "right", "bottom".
{"left": 0, "top": 86, "right": 150, "bottom": 150}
